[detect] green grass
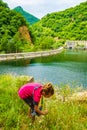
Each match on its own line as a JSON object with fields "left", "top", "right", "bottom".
{"left": 0, "top": 74, "right": 87, "bottom": 130}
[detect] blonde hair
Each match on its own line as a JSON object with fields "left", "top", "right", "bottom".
{"left": 42, "top": 82, "right": 54, "bottom": 95}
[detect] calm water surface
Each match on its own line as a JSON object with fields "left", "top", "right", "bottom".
{"left": 0, "top": 50, "right": 87, "bottom": 88}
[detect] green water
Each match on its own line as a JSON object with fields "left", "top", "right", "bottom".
{"left": 0, "top": 50, "right": 87, "bottom": 87}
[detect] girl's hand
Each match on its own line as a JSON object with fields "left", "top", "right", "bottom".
{"left": 34, "top": 105, "right": 48, "bottom": 115}
{"left": 43, "top": 110, "right": 48, "bottom": 115}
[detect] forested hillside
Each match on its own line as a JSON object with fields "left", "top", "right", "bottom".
{"left": 0, "top": 0, "right": 87, "bottom": 53}
{"left": 0, "top": 0, "right": 32, "bottom": 53}
{"left": 31, "top": 1, "right": 87, "bottom": 49}
{"left": 14, "top": 6, "right": 39, "bottom": 25}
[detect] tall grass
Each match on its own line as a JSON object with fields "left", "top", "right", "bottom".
{"left": 0, "top": 74, "right": 87, "bottom": 130}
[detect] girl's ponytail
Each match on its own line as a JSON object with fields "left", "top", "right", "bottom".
{"left": 43, "top": 82, "right": 54, "bottom": 95}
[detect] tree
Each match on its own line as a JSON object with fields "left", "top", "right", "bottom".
{"left": 37, "top": 36, "right": 55, "bottom": 49}
{"left": 1, "top": 33, "right": 11, "bottom": 53}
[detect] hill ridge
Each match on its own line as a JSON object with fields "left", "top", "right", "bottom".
{"left": 14, "top": 6, "right": 40, "bottom": 25}
{"left": 31, "top": 1, "right": 87, "bottom": 41}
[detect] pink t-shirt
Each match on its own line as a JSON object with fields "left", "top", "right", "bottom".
{"left": 18, "top": 83, "right": 42, "bottom": 103}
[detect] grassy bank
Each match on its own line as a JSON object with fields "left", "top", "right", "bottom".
{"left": 0, "top": 74, "right": 87, "bottom": 130}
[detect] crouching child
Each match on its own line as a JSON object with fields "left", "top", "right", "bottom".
{"left": 18, "top": 82, "right": 54, "bottom": 122}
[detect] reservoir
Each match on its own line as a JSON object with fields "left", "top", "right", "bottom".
{"left": 0, "top": 50, "right": 87, "bottom": 88}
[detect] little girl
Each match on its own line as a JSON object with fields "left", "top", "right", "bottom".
{"left": 18, "top": 82, "right": 54, "bottom": 121}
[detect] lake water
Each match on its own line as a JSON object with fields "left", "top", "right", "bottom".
{"left": 0, "top": 50, "right": 87, "bottom": 88}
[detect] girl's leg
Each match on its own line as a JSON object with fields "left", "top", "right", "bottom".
{"left": 23, "top": 98, "right": 35, "bottom": 122}
{"left": 28, "top": 108, "right": 35, "bottom": 122}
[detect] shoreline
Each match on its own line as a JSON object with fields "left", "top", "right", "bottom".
{"left": 0, "top": 47, "right": 63, "bottom": 62}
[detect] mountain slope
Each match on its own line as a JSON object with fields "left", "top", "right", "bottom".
{"left": 0, "top": 0, "right": 32, "bottom": 53}
{"left": 31, "top": 1, "right": 87, "bottom": 40}
{"left": 14, "top": 6, "right": 40, "bottom": 25}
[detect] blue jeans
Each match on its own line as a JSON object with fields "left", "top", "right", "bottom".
{"left": 23, "top": 97, "right": 42, "bottom": 116}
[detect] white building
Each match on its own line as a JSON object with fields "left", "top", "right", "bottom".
{"left": 65, "top": 40, "right": 87, "bottom": 49}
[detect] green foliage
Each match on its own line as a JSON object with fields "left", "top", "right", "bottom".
{"left": 14, "top": 6, "right": 40, "bottom": 25}
{"left": 0, "top": 0, "right": 31, "bottom": 53}
{"left": 0, "top": 31, "right": 31, "bottom": 53}
{"left": 52, "top": 39, "right": 65, "bottom": 49}
{"left": 36, "top": 36, "right": 55, "bottom": 50}
{"left": 0, "top": 0, "right": 8, "bottom": 8}
{"left": 31, "top": 1, "right": 87, "bottom": 43}
{"left": 1, "top": 0, "right": 87, "bottom": 52}
{"left": 0, "top": 74, "right": 87, "bottom": 130}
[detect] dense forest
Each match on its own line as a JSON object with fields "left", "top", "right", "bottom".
{"left": 0, "top": 0, "right": 87, "bottom": 53}
{"left": 0, "top": 0, "right": 32, "bottom": 53}
{"left": 31, "top": 1, "right": 87, "bottom": 49}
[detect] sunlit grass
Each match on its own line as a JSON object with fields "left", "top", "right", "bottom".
{"left": 0, "top": 74, "right": 87, "bottom": 130}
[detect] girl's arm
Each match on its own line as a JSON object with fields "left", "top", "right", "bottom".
{"left": 34, "top": 105, "right": 48, "bottom": 115}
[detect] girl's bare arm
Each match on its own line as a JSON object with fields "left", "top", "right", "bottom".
{"left": 34, "top": 105, "right": 48, "bottom": 115}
